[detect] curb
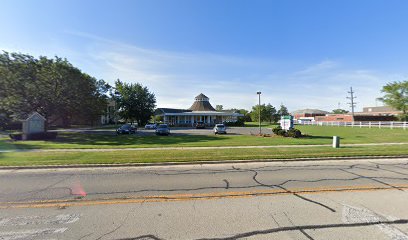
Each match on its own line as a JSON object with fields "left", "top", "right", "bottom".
{"left": 1, "top": 155, "right": 408, "bottom": 170}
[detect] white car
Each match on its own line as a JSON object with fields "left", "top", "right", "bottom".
{"left": 145, "top": 123, "right": 157, "bottom": 129}
{"left": 214, "top": 124, "right": 227, "bottom": 134}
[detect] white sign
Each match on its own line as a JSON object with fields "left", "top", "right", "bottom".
{"left": 280, "top": 116, "right": 294, "bottom": 130}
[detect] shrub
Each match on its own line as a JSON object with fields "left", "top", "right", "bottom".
{"left": 277, "top": 129, "right": 286, "bottom": 136}
{"left": 9, "top": 132, "right": 58, "bottom": 141}
{"left": 287, "top": 128, "right": 302, "bottom": 138}
{"left": 9, "top": 133, "right": 22, "bottom": 141}
{"left": 272, "top": 127, "right": 302, "bottom": 138}
{"left": 272, "top": 126, "right": 282, "bottom": 134}
{"left": 224, "top": 119, "right": 245, "bottom": 127}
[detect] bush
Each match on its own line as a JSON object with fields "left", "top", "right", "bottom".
{"left": 9, "top": 132, "right": 58, "bottom": 141}
{"left": 272, "top": 126, "right": 282, "bottom": 134}
{"left": 223, "top": 119, "right": 245, "bottom": 127}
{"left": 287, "top": 128, "right": 302, "bottom": 138}
{"left": 9, "top": 133, "right": 22, "bottom": 141}
{"left": 272, "top": 127, "right": 302, "bottom": 138}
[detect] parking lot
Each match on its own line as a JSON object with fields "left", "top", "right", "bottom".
{"left": 138, "top": 126, "right": 273, "bottom": 136}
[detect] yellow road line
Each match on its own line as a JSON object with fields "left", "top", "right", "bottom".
{"left": 2, "top": 184, "right": 408, "bottom": 209}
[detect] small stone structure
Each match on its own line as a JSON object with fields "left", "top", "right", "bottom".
{"left": 22, "top": 112, "right": 46, "bottom": 140}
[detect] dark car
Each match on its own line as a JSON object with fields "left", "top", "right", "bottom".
{"left": 116, "top": 124, "right": 137, "bottom": 134}
{"left": 155, "top": 124, "right": 170, "bottom": 136}
{"left": 195, "top": 121, "right": 206, "bottom": 129}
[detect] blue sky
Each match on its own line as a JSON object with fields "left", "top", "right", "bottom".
{"left": 1, "top": 0, "right": 408, "bottom": 111}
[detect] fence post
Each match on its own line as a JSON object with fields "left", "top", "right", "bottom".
{"left": 404, "top": 121, "right": 407, "bottom": 130}
{"left": 352, "top": 121, "right": 354, "bottom": 128}
{"left": 391, "top": 121, "right": 393, "bottom": 129}
{"left": 360, "top": 122, "right": 362, "bottom": 128}
{"left": 369, "top": 121, "right": 371, "bottom": 128}
{"left": 379, "top": 121, "right": 381, "bottom": 129}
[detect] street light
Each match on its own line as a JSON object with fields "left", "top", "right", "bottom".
{"left": 257, "top": 91, "right": 262, "bottom": 135}
{"left": 114, "top": 90, "right": 119, "bottom": 125}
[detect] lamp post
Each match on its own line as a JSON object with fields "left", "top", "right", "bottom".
{"left": 114, "top": 90, "right": 119, "bottom": 125}
{"left": 257, "top": 91, "right": 262, "bottom": 135}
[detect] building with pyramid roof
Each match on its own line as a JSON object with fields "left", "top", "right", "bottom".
{"left": 155, "top": 93, "right": 243, "bottom": 127}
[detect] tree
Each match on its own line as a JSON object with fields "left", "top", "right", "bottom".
{"left": 265, "top": 103, "right": 277, "bottom": 123}
{"left": 216, "top": 105, "right": 223, "bottom": 111}
{"left": 0, "top": 51, "right": 109, "bottom": 127}
{"left": 250, "top": 104, "right": 269, "bottom": 123}
{"left": 378, "top": 81, "right": 408, "bottom": 121}
{"left": 332, "top": 109, "right": 349, "bottom": 114}
{"left": 115, "top": 80, "right": 156, "bottom": 126}
{"left": 277, "top": 104, "right": 289, "bottom": 116}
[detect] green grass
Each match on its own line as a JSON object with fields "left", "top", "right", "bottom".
{"left": 0, "top": 125, "right": 407, "bottom": 150}
{"left": 1, "top": 145, "right": 407, "bottom": 166}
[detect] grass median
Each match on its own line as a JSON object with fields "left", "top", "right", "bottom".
{"left": 1, "top": 125, "right": 407, "bottom": 150}
{"left": 1, "top": 145, "right": 407, "bottom": 166}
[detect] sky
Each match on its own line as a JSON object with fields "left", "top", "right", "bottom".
{"left": 1, "top": 0, "right": 408, "bottom": 112}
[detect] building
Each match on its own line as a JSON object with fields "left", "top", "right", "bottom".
{"left": 291, "top": 109, "right": 329, "bottom": 122}
{"left": 155, "top": 93, "right": 243, "bottom": 127}
{"left": 101, "top": 100, "right": 119, "bottom": 125}
{"left": 361, "top": 106, "right": 402, "bottom": 116}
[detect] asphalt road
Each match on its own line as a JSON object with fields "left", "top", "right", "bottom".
{"left": 2, "top": 158, "right": 408, "bottom": 239}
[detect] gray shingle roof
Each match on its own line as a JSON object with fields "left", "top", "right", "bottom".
{"left": 195, "top": 93, "right": 209, "bottom": 99}
{"left": 291, "top": 109, "right": 329, "bottom": 115}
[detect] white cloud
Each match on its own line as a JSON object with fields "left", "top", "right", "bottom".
{"left": 4, "top": 31, "right": 406, "bottom": 113}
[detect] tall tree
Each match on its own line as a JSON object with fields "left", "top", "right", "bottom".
{"left": 0, "top": 51, "right": 109, "bottom": 127}
{"left": 265, "top": 103, "right": 277, "bottom": 123}
{"left": 115, "top": 80, "right": 156, "bottom": 125}
{"left": 378, "top": 81, "right": 408, "bottom": 121}
{"left": 250, "top": 104, "right": 269, "bottom": 123}
{"left": 215, "top": 105, "right": 223, "bottom": 111}
{"left": 277, "top": 104, "right": 289, "bottom": 116}
{"left": 332, "top": 109, "right": 349, "bottom": 114}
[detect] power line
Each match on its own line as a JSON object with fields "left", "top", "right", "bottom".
{"left": 347, "top": 87, "right": 357, "bottom": 119}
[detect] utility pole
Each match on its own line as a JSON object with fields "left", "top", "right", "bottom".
{"left": 347, "top": 87, "right": 357, "bottom": 119}
{"left": 257, "top": 92, "right": 262, "bottom": 135}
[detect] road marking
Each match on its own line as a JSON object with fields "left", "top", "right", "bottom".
{"left": 2, "top": 184, "right": 408, "bottom": 209}
{"left": 0, "top": 228, "right": 67, "bottom": 240}
{"left": 0, "top": 214, "right": 80, "bottom": 226}
{"left": 343, "top": 205, "right": 408, "bottom": 240}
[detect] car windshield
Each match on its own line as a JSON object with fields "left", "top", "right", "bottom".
{"left": 158, "top": 124, "right": 168, "bottom": 128}
{"left": 121, "top": 124, "right": 131, "bottom": 129}
{"left": 216, "top": 124, "right": 225, "bottom": 128}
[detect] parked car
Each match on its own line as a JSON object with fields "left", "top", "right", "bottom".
{"left": 116, "top": 124, "right": 137, "bottom": 134}
{"left": 145, "top": 123, "right": 157, "bottom": 129}
{"left": 195, "top": 121, "right": 206, "bottom": 129}
{"left": 214, "top": 124, "right": 227, "bottom": 134}
{"left": 155, "top": 124, "right": 170, "bottom": 136}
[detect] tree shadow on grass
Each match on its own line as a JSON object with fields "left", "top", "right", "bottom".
{"left": 12, "top": 131, "right": 225, "bottom": 148}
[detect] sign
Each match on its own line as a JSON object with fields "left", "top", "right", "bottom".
{"left": 280, "top": 115, "right": 294, "bottom": 130}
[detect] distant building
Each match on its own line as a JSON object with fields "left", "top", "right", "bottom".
{"left": 292, "top": 109, "right": 329, "bottom": 122}
{"left": 101, "top": 100, "right": 119, "bottom": 125}
{"left": 360, "top": 106, "right": 401, "bottom": 116}
{"left": 295, "top": 106, "right": 401, "bottom": 123}
{"left": 155, "top": 93, "right": 243, "bottom": 127}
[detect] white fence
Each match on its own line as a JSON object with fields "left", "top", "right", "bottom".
{"left": 298, "top": 121, "right": 407, "bottom": 130}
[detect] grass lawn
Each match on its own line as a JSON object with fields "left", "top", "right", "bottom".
{"left": 0, "top": 125, "right": 407, "bottom": 150}
{"left": 1, "top": 145, "right": 407, "bottom": 166}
